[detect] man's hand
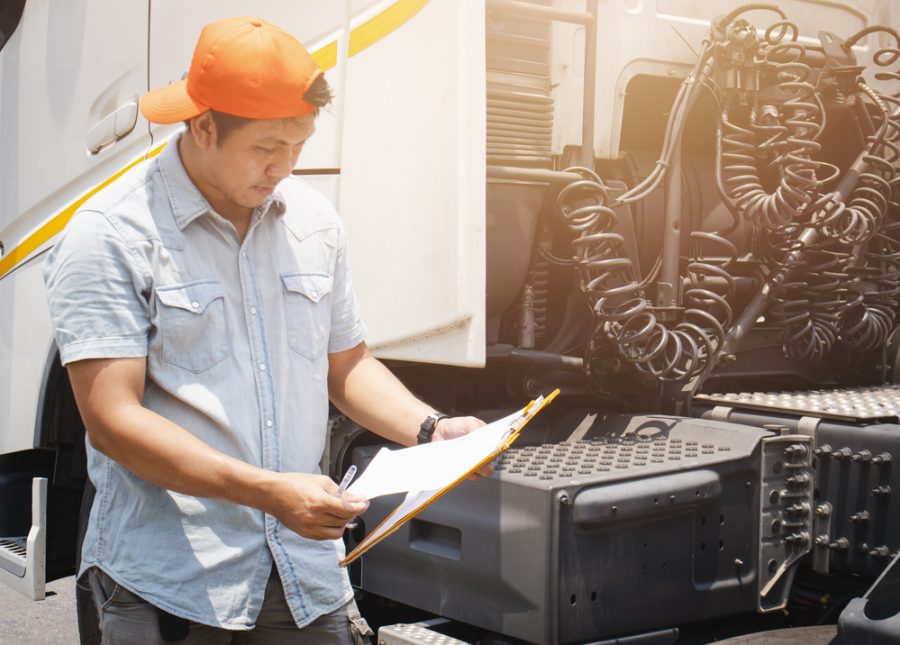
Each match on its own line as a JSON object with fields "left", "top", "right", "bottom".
{"left": 267, "top": 473, "right": 369, "bottom": 541}
{"left": 433, "top": 416, "right": 494, "bottom": 479}
{"left": 432, "top": 416, "right": 485, "bottom": 441}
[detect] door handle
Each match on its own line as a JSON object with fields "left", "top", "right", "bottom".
{"left": 87, "top": 99, "right": 139, "bottom": 154}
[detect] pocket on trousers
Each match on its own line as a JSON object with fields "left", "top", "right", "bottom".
{"left": 281, "top": 272, "right": 333, "bottom": 360}
{"left": 347, "top": 600, "right": 374, "bottom": 645}
{"left": 88, "top": 568, "right": 145, "bottom": 611}
{"left": 88, "top": 569, "right": 163, "bottom": 644}
{"left": 156, "top": 281, "right": 230, "bottom": 373}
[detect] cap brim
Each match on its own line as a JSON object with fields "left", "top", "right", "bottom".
{"left": 140, "top": 79, "right": 208, "bottom": 124}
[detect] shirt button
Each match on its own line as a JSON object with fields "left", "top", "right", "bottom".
{"left": 258, "top": 363, "right": 266, "bottom": 372}
{"left": 265, "top": 419, "right": 273, "bottom": 428}
{"left": 191, "top": 301, "right": 200, "bottom": 309}
{"left": 250, "top": 307, "right": 258, "bottom": 315}
{"left": 241, "top": 252, "right": 247, "bottom": 259}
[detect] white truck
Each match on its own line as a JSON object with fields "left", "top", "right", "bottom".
{"left": 2, "top": 1, "right": 900, "bottom": 643}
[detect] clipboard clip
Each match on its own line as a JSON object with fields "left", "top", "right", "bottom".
{"left": 501, "top": 391, "right": 556, "bottom": 448}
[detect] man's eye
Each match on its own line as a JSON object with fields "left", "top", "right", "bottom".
{"left": 256, "top": 146, "right": 276, "bottom": 154}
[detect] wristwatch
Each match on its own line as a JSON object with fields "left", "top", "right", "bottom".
{"left": 417, "top": 411, "right": 449, "bottom": 444}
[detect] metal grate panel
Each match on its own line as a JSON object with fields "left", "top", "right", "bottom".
{"left": 694, "top": 385, "right": 900, "bottom": 422}
{"left": 485, "top": 4, "right": 553, "bottom": 167}
{"left": 378, "top": 623, "right": 470, "bottom": 645}
{"left": 0, "top": 537, "right": 27, "bottom": 578}
{"left": 495, "top": 433, "right": 738, "bottom": 488}
{"left": 0, "top": 537, "right": 26, "bottom": 557}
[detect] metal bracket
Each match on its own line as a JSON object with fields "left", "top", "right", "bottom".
{"left": 758, "top": 435, "right": 814, "bottom": 612}
{"left": 709, "top": 405, "right": 734, "bottom": 422}
{"left": 797, "top": 416, "right": 821, "bottom": 442}
{"left": 812, "top": 502, "right": 834, "bottom": 574}
{"left": 0, "top": 477, "right": 47, "bottom": 600}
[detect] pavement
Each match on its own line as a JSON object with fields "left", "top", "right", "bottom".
{"left": 0, "top": 575, "right": 79, "bottom": 644}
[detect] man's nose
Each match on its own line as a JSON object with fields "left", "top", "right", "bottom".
{"left": 267, "top": 148, "right": 294, "bottom": 178}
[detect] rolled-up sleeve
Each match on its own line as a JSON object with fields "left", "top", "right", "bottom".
{"left": 328, "top": 224, "right": 367, "bottom": 354}
{"left": 43, "top": 210, "right": 151, "bottom": 365}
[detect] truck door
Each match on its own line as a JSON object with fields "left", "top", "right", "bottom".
{"left": 0, "top": 0, "right": 150, "bottom": 457}
{"left": 339, "top": 0, "right": 487, "bottom": 367}
{"left": 0, "top": 0, "right": 150, "bottom": 602}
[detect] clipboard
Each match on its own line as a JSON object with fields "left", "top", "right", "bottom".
{"left": 340, "top": 389, "right": 559, "bottom": 566}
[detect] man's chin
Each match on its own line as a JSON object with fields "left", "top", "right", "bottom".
{"left": 238, "top": 192, "right": 271, "bottom": 209}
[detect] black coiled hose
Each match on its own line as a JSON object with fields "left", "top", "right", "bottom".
{"left": 833, "top": 34, "right": 900, "bottom": 351}
{"left": 766, "top": 231, "right": 842, "bottom": 362}
{"left": 557, "top": 169, "right": 736, "bottom": 382}
{"left": 718, "top": 40, "right": 828, "bottom": 230}
{"left": 553, "top": 12, "right": 900, "bottom": 383}
{"left": 810, "top": 83, "right": 894, "bottom": 245}
{"left": 719, "top": 22, "right": 900, "bottom": 362}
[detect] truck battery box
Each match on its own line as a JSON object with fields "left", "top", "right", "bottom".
{"left": 349, "top": 413, "right": 814, "bottom": 644}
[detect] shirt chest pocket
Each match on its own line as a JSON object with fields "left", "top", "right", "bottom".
{"left": 282, "top": 272, "right": 333, "bottom": 360}
{"left": 155, "top": 281, "right": 230, "bottom": 373}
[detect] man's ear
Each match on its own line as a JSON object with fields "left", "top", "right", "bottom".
{"left": 187, "top": 111, "right": 216, "bottom": 150}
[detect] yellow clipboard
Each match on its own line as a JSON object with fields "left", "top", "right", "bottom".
{"left": 340, "top": 389, "right": 559, "bottom": 566}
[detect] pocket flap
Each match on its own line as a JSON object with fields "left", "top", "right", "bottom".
{"left": 281, "top": 273, "right": 333, "bottom": 303}
{"left": 155, "top": 281, "right": 224, "bottom": 313}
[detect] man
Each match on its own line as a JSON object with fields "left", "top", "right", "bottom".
{"left": 43, "top": 16, "right": 484, "bottom": 644}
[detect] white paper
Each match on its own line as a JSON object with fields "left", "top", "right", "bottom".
{"left": 361, "top": 488, "right": 436, "bottom": 547}
{"left": 346, "top": 408, "right": 524, "bottom": 500}
{"left": 340, "top": 392, "right": 555, "bottom": 566}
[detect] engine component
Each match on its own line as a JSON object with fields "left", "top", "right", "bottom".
{"left": 695, "top": 384, "right": 900, "bottom": 577}
{"left": 549, "top": 6, "right": 900, "bottom": 396}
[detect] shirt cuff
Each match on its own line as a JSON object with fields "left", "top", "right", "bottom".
{"left": 328, "top": 322, "right": 367, "bottom": 354}
{"left": 58, "top": 337, "right": 149, "bottom": 366}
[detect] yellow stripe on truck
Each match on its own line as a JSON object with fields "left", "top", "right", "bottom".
{"left": 348, "top": 0, "right": 429, "bottom": 57}
{"left": 312, "top": 41, "right": 338, "bottom": 71}
{"left": 314, "top": 0, "right": 428, "bottom": 69}
{"left": 0, "top": 145, "right": 166, "bottom": 279}
{"left": 0, "top": 0, "right": 430, "bottom": 281}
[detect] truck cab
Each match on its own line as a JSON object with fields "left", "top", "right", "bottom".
{"left": 2, "top": 1, "right": 900, "bottom": 643}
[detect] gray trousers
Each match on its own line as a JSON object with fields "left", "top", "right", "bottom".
{"left": 86, "top": 567, "right": 373, "bottom": 645}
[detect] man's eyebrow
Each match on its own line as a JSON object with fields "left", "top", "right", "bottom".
{"left": 259, "top": 132, "right": 315, "bottom": 145}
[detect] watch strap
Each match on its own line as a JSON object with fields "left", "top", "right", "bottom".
{"left": 417, "top": 412, "right": 449, "bottom": 444}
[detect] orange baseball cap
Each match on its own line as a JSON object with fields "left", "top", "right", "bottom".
{"left": 140, "top": 16, "right": 322, "bottom": 124}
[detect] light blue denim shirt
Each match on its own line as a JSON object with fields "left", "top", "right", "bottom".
{"left": 43, "top": 137, "right": 367, "bottom": 629}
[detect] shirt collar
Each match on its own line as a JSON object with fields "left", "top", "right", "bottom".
{"left": 158, "top": 134, "right": 287, "bottom": 230}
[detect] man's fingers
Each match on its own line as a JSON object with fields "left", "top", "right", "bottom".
{"left": 274, "top": 472, "right": 371, "bottom": 540}
{"left": 333, "top": 496, "right": 369, "bottom": 516}
{"left": 314, "top": 491, "right": 367, "bottom": 520}
{"left": 465, "top": 461, "right": 495, "bottom": 481}
{"left": 322, "top": 508, "right": 365, "bottom": 525}
{"left": 307, "top": 526, "right": 346, "bottom": 541}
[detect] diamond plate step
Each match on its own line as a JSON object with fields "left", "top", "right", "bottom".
{"left": 378, "top": 620, "right": 470, "bottom": 645}
{"left": 0, "top": 477, "right": 46, "bottom": 600}
{"left": 695, "top": 385, "right": 900, "bottom": 422}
